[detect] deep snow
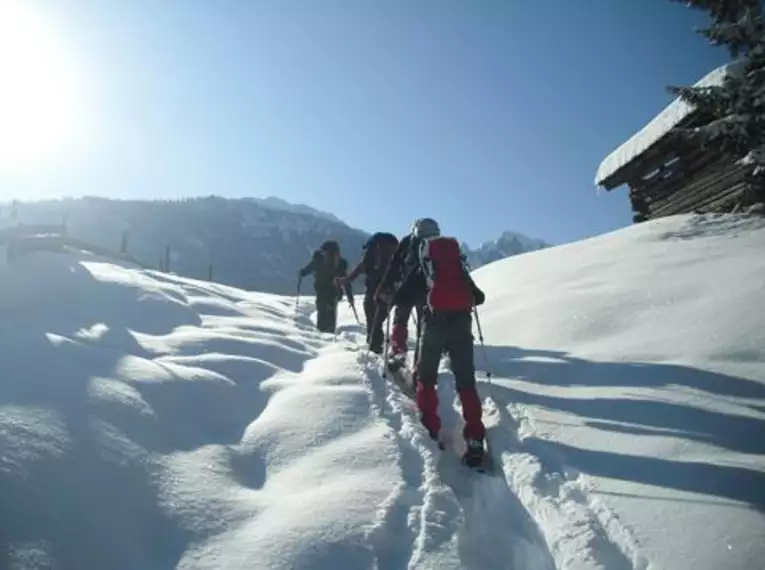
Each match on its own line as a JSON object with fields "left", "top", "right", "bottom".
{"left": 0, "top": 213, "right": 763, "bottom": 570}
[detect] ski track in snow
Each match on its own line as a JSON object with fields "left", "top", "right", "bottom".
{"left": 346, "top": 313, "right": 656, "bottom": 570}
{"left": 343, "top": 328, "right": 558, "bottom": 570}
{"left": 481, "top": 390, "right": 652, "bottom": 570}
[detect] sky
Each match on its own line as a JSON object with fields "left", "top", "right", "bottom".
{"left": 0, "top": 0, "right": 729, "bottom": 247}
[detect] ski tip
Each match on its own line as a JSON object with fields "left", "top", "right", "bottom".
{"left": 460, "top": 454, "right": 494, "bottom": 475}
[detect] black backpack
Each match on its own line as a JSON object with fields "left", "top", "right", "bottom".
{"left": 362, "top": 232, "right": 398, "bottom": 275}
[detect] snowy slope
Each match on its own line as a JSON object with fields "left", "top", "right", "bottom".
{"left": 471, "top": 213, "right": 765, "bottom": 570}
{"left": 0, "top": 248, "right": 409, "bottom": 570}
{"left": 1, "top": 213, "right": 763, "bottom": 570}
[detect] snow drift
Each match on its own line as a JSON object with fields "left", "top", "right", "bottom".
{"left": 471, "top": 213, "right": 765, "bottom": 570}
{"left": 0, "top": 249, "right": 399, "bottom": 570}
{"left": 0, "top": 213, "right": 763, "bottom": 570}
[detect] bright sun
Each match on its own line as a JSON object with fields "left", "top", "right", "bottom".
{"left": 0, "top": 1, "right": 89, "bottom": 170}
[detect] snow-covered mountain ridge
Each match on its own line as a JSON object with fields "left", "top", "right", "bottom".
{"left": 463, "top": 230, "right": 550, "bottom": 268}
{"left": 1, "top": 196, "right": 549, "bottom": 293}
{"left": 0, "top": 212, "right": 762, "bottom": 570}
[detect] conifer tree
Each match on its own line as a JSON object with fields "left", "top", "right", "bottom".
{"left": 668, "top": 0, "right": 765, "bottom": 210}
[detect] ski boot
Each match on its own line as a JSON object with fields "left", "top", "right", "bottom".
{"left": 386, "top": 347, "right": 407, "bottom": 373}
{"left": 418, "top": 414, "right": 445, "bottom": 450}
{"left": 462, "top": 438, "right": 486, "bottom": 469}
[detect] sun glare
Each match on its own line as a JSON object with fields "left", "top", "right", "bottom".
{"left": 0, "top": 1, "right": 90, "bottom": 170}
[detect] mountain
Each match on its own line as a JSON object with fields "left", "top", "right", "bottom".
{"left": 0, "top": 212, "right": 762, "bottom": 570}
{"left": 245, "top": 195, "right": 344, "bottom": 224}
{"left": 1, "top": 196, "right": 548, "bottom": 293}
{"left": 1, "top": 196, "right": 368, "bottom": 294}
{"left": 464, "top": 230, "right": 551, "bottom": 268}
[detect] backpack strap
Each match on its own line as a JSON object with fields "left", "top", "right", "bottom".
{"left": 419, "top": 236, "right": 470, "bottom": 280}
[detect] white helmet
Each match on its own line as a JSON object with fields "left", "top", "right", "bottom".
{"left": 411, "top": 217, "right": 440, "bottom": 239}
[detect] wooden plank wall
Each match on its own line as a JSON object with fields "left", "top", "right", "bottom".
{"left": 625, "top": 145, "right": 753, "bottom": 221}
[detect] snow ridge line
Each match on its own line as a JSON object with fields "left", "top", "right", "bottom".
{"left": 399, "top": 387, "right": 463, "bottom": 568}
{"left": 434, "top": 379, "right": 558, "bottom": 570}
{"left": 356, "top": 344, "right": 468, "bottom": 569}
{"left": 485, "top": 394, "right": 652, "bottom": 570}
{"left": 349, "top": 339, "right": 423, "bottom": 570}
{"left": 509, "top": 400, "right": 652, "bottom": 570}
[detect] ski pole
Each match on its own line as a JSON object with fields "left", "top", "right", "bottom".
{"left": 473, "top": 307, "right": 492, "bottom": 384}
{"left": 380, "top": 309, "right": 393, "bottom": 414}
{"left": 413, "top": 309, "right": 422, "bottom": 381}
{"left": 350, "top": 302, "right": 361, "bottom": 325}
{"left": 382, "top": 309, "right": 392, "bottom": 379}
{"left": 333, "top": 297, "right": 340, "bottom": 342}
{"left": 363, "top": 302, "right": 383, "bottom": 364}
{"left": 294, "top": 275, "right": 302, "bottom": 314}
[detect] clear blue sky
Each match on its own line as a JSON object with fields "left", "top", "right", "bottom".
{"left": 1, "top": 0, "right": 728, "bottom": 247}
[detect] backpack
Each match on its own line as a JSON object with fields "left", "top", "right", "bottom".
{"left": 362, "top": 232, "right": 398, "bottom": 275}
{"left": 418, "top": 236, "right": 474, "bottom": 312}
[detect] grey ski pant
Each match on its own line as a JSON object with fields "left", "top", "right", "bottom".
{"left": 416, "top": 311, "right": 476, "bottom": 389}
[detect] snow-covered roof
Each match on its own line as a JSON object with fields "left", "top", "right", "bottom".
{"left": 595, "top": 63, "right": 732, "bottom": 188}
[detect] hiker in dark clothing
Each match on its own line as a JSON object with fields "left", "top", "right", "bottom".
{"left": 391, "top": 219, "right": 487, "bottom": 467}
{"left": 299, "top": 240, "right": 353, "bottom": 333}
{"left": 375, "top": 220, "right": 440, "bottom": 358}
{"left": 339, "top": 232, "right": 399, "bottom": 354}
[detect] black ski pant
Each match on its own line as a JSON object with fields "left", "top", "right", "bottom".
{"left": 393, "top": 300, "right": 422, "bottom": 329}
{"left": 315, "top": 295, "right": 338, "bottom": 333}
{"left": 416, "top": 311, "right": 475, "bottom": 390}
{"left": 390, "top": 299, "right": 423, "bottom": 354}
{"left": 363, "top": 295, "right": 385, "bottom": 351}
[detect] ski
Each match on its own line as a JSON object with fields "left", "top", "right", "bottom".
{"left": 439, "top": 431, "right": 495, "bottom": 475}
{"left": 385, "top": 354, "right": 416, "bottom": 399}
{"left": 460, "top": 448, "right": 494, "bottom": 474}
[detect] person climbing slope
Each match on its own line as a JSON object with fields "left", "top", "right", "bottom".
{"left": 375, "top": 218, "right": 440, "bottom": 362}
{"left": 391, "top": 219, "right": 488, "bottom": 468}
{"left": 298, "top": 240, "right": 353, "bottom": 333}
{"left": 338, "top": 232, "right": 399, "bottom": 354}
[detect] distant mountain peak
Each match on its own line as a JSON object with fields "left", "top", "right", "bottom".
{"left": 464, "top": 230, "right": 550, "bottom": 269}
{"left": 248, "top": 196, "right": 343, "bottom": 224}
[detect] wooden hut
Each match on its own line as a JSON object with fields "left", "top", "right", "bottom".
{"left": 595, "top": 63, "right": 755, "bottom": 223}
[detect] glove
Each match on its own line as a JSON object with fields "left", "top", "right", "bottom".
{"left": 473, "top": 288, "right": 486, "bottom": 306}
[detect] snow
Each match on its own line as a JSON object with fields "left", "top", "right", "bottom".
{"left": 1, "top": 212, "right": 764, "bottom": 569}
{"left": 595, "top": 63, "right": 733, "bottom": 187}
{"left": 471, "top": 213, "right": 765, "bottom": 570}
